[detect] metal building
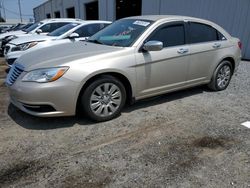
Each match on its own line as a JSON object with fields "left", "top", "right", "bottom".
{"left": 34, "top": 0, "right": 250, "bottom": 59}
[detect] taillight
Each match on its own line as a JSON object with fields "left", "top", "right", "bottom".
{"left": 238, "top": 41, "right": 242, "bottom": 50}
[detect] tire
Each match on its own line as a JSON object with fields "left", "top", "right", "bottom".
{"left": 81, "top": 75, "right": 126, "bottom": 122}
{"left": 208, "top": 60, "right": 233, "bottom": 91}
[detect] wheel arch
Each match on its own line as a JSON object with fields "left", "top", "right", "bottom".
{"left": 75, "top": 71, "right": 134, "bottom": 114}
{"left": 217, "top": 56, "right": 236, "bottom": 73}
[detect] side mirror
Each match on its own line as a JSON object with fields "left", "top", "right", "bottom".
{"left": 143, "top": 41, "right": 163, "bottom": 52}
{"left": 36, "top": 29, "right": 42, "bottom": 34}
{"left": 68, "top": 33, "right": 79, "bottom": 39}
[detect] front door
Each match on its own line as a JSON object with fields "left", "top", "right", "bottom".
{"left": 135, "top": 22, "right": 190, "bottom": 98}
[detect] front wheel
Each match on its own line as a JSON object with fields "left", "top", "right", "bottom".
{"left": 81, "top": 75, "right": 126, "bottom": 122}
{"left": 208, "top": 60, "right": 233, "bottom": 91}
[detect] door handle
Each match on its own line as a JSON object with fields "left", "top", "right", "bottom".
{"left": 213, "top": 43, "right": 221, "bottom": 48}
{"left": 177, "top": 48, "right": 189, "bottom": 54}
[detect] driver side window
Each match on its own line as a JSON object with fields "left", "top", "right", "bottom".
{"left": 148, "top": 23, "right": 185, "bottom": 48}
{"left": 75, "top": 24, "right": 107, "bottom": 37}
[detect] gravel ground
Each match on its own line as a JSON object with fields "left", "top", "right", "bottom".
{"left": 0, "top": 59, "right": 249, "bottom": 188}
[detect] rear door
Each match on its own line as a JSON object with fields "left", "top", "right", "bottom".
{"left": 186, "top": 22, "right": 227, "bottom": 83}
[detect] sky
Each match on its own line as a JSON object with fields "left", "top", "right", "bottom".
{"left": 0, "top": 0, "right": 47, "bottom": 22}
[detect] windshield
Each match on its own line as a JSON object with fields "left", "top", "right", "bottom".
{"left": 23, "top": 22, "right": 42, "bottom": 33}
{"left": 88, "top": 19, "right": 153, "bottom": 47}
{"left": 48, "top": 23, "right": 80, "bottom": 36}
{"left": 21, "top": 23, "right": 34, "bottom": 30}
{"left": 11, "top": 24, "right": 24, "bottom": 31}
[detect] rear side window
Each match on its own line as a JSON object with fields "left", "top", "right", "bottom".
{"left": 74, "top": 23, "right": 108, "bottom": 37}
{"left": 39, "top": 22, "right": 69, "bottom": 33}
{"left": 218, "top": 31, "right": 226, "bottom": 40}
{"left": 148, "top": 24, "right": 185, "bottom": 48}
{"left": 188, "top": 22, "right": 218, "bottom": 43}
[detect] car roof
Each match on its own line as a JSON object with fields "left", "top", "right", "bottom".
{"left": 123, "top": 15, "right": 230, "bottom": 37}
{"left": 123, "top": 15, "right": 193, "bottom": 21}
{"left": 40, "top": 18, "right": 83, "bottom": 23}
{"left": 123, "top": 15, "right": 219, "bottom": 25}
{"left": 78, "top": 20, "right": 112, "bottom": 25}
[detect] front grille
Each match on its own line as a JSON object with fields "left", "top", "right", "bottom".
{"left": 6, "top": 63, "right": 24, "bottom": 85}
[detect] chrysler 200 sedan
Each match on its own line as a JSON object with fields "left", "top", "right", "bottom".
{"left": 6, "top": 15, "right": 241, "bottom": 122}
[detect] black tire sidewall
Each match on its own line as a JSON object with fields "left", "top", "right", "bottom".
{"left": 81, "top": 76, "right": 126, "bottom": 122}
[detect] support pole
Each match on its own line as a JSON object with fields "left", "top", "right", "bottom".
{"left": 18, "top": 0, "right": 23, "bottom": 22}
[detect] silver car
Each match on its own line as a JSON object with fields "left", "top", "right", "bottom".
{"left": 6, "top": 15, "right": 242, "bottom": 121}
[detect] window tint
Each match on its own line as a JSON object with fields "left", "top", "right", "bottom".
{"left": 218, "top": 31, "right": 226, "bottom": 40}
{"left": 89, "top": 19, "right": 153, "bottom": 47}
{"left": 39, "top": 22, "right": 68, "bottom": 33}
{"left": 188, "top": 22, "right": 217, "bottom": 43}
{"left": 24, "top": 22, "right": 42, "bottom": 33}
{"left": 75, "top": 23, "right": 109, "bottom": 37}
{"left": 48, "top": 23, "right": 79, "bottom": 36}
{"left": 149, "top": 24, "right": 185, "bottom": 47}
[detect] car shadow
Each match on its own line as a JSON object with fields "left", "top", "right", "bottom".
{"left": 7, "top": 104, "right": 94, "bottom": 130}
{"left": 8, "top": 85, "right": 209, "bottom": 130}
{"left": 124, "top": 85, "right": 209, "bottom": 112}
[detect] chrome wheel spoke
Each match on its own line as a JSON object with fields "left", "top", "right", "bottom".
{"left": 91, "top": 94, "right": 100, "bottom": 102}
{"left": 109, "top": 85, "right": 117, "bottom": 95}
{"left": 91, "top": 101, "right": 101, "bottom": 110}
{"left": 95, "top": 105, "right": 104, "bottom": 115}
{"left": 225, "top": 70, "right": 231, "bottom": 76}
{"left": 95, "top": 86, "right": 103, "bottom": 96}
{"left": 111, "top": 99, "right": 121, "bottom": 105}
{"left": 112, "top": 91, "right": 121, "bottom": 99}
{"left": 103, "top": 105, "right": 109, "bottom": 116}
{"left": 104, "top": 83, "right": 110, "bottom": 94}
{"left": 108, "top": 103, "right": 117, "bottom": 112}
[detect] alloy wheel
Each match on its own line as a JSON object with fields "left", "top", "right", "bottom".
{"left": 90, "top": 83, "right": 122, "bottom": 117}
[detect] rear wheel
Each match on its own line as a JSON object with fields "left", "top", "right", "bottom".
{"left": 208, "top": 60, "right": 233, "bottom": 91}
{"left": 81, "top": 75, "right": 126, "bottom": 122}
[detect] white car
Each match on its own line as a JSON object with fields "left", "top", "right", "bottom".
{"left": 5, "top": 20, "right": 111, "bottom": 66}
{"left": 0, "top": 18, "right": 83, "bottom": 54}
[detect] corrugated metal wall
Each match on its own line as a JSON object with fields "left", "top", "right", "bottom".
{"left": 34, "top": 0, "right": 250, "bottom": 59}
{"left": 143, "top": 0, "right": 250, "bottom": 59}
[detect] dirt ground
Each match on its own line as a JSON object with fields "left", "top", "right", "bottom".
{"left": 0, "top": 58, "right": 249, "bottom": 188}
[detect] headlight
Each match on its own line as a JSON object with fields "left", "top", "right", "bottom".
{"left": 14, "top": 41, "right": 38, "bottom": 51}
{"left": 22, "top": 67, "right": 69, "bottom": 83}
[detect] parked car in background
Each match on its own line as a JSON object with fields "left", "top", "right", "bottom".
{"left": 5, "top": 15, "right": 241, "bottom": 122}
{"left": 5, "top": 20, "right": 111, "bottom": 66}
{"left": 0, "top": 23, "right": 34, "bottom": 35}
{"left": 0, "top": 24, "right": 16, "bottom": 33}
{"left": 2, "top": 23, "right": 25, "bottom": 32}
{"left": 0, "top": 18, "right": 83, "bottom": 55}
{"left": 9, "top": 23, "right": 34, "bottom": 32}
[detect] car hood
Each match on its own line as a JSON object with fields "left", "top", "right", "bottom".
{"left": 17, "top": 41, "right": 126, "bottom": 71}
{"left": 10, "top": 35, "right": 56, "bottom": 45}
{"left": 0, "top": 30, "right": 26, "bottom": 39}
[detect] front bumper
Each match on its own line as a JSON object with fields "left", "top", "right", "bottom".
{"left": 7, "top": 75, "right": 81, "bottom": 117}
